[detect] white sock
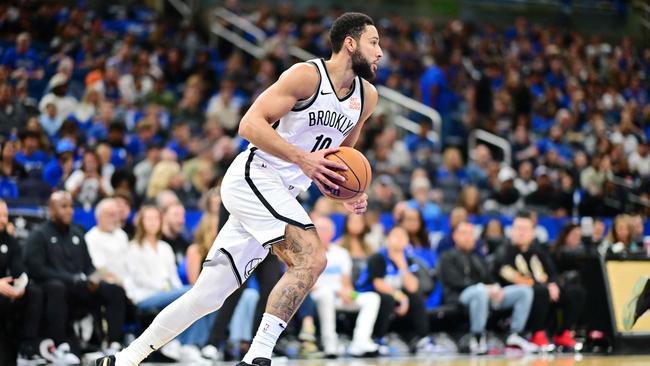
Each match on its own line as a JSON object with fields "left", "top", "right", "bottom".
{"left": 243, "top": 313, "right": 287, "bottom": 363}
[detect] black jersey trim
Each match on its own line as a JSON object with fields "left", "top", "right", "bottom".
{"left": 219, "top": 248, "right": 242, "bottom": 287}
{"left": 245, "top": 147, "right": 315, "bottom": 230}
{"left": 358, "top": 76, "right": 365, "bottom": 122}
{"left": 291, "top": 61, "right": 321, "bottom": 112}
{"left": 319, "top": 58, "right": 356, "bottom": 102}
{"left": 262, "top": 235, "right": 285, "bottom": 249}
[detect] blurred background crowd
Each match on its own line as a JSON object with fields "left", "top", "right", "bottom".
{"left": 0, "top": 0, "right": 649, "bottom": 364}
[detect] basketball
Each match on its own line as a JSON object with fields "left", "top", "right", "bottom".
{"left": 322, "top": 147, "right": 372, "bottom": 201}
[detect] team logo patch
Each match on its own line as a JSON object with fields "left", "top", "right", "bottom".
{"left": 0, "top": 244, "right": 7, "bottom": 254}
{"left": 50, "top": 237, "right": 57, "bottom": 244}
{"left": 349, "top": 96, "right": 361, "bottom": 111}
{"left": 72, "top": 236, "right": 80, "bottom": 245}
{"left": 244, "top": 258, "right": 263, "bottom": 278}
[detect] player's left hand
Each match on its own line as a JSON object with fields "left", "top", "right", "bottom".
{"left": 343, "top": 193, "right": 368, "bottom": 215}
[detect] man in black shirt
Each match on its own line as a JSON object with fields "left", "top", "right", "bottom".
{"left": 160, "top": 202, "right": 190, "bottom": 263}
{"left": 25, "top": 191, "right": 127, "bottom": 356}
{"left": 438, "top": 221, "right": 537, "bottom": 354}
{"left": 0, "top": 199, "right": 45, "bottom": 364}
{"left": 494, "top": 211, "right": 585, "bottom": 351}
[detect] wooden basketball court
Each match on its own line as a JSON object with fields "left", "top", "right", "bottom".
{"left": 141, "top": 355, "right": 650, "bottom": 366}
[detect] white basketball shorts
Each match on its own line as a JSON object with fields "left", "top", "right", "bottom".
{"left": 203, "top": 147, "right": 314, "bottom": 286}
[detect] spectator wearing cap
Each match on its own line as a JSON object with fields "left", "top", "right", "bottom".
{"left": 484, "top": 166, "right": 521, "bottom": 215}
{"left": 14, "top": 130, "right": 50, "bottom": 175}
{"left": 525, "top": 166, "right": 557, "bottom": 212}
{"left": 38, "top": 73, "right": 79, "bottom": 121}
{"left": 42, "top": 139, "right": 76, "bottom": 189}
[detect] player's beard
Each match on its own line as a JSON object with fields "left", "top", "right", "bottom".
{"left": 351, "top": 48, "right": 374, "bottom": 80}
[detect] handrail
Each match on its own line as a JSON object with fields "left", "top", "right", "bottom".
{"left": 376, "top": 85, "right": 442, "bottom": 144}
{"left": 214, "top": 7, "right": 268, "bottom": 43}
{"left": 468, "top": 129, "right": 512, "bottom": 165}
{"left": 210, "top": 23, "right": 265, "bottom": 59}
{"left": 208, "top": 6, "right": 441, "bottom": 147}
{"left": 167, "top": 0, "right": 192, "bottom": 19}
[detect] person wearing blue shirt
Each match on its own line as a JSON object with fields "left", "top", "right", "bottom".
{"left": 42, "top": 139, "right": 76, "bottom": 189}
{"left": 14, "top": 130, "right": 49, "bottom": 174}
{"left": 166, "top": 122, "right": 192, "bottom": 161}
{"left": 356, "top": 227, "right": 437, "bottom": 354}
{"left": 407, "top": 177, "right": 440, "bottom": 224}
{"left": 1, "top": 32, "right": 44, "bottom": 81}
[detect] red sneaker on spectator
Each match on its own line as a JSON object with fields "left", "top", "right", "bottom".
{"left": 554, "top": 330, "right": 577, "bottom": 348}
{"left": 530, "top": 330, "right": 555, "bottom": 352}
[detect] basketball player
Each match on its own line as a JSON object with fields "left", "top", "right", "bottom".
{"left": 96, "top": 12, "right": 382, "bottom": 366}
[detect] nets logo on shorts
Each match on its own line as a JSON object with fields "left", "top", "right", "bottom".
{"left": 245, "top": 258, "right": 263, "bottom": 278}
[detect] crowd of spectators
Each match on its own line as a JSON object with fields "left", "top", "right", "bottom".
{"left": 0, "top": 0, "right": 649, "bottom": 365}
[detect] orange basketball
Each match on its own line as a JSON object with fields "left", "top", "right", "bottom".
{"left": 322, "top": 147, "right": 372, "bottom": 201}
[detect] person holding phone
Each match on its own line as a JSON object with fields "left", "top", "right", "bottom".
{"left": 0, "top": 198, "right": 46, "bottom": 364}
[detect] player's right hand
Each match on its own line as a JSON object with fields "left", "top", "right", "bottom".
{"left": 298, "top": 147, "right": 347, "bottom": 193}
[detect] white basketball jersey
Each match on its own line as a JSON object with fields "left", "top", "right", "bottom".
{"left": 249, "top": 58, "right": 365, "bottom": 191}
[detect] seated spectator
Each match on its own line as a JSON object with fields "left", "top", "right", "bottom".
{"left": 114, "top": 191, "right": 135, "bottom": 239}
{"left": 311, "top": 216, "right": 380, "bottom": 357}
{"left": 42, "top": 139, "right": 76, "bottom": 189}
{"left": 481, "top": 218, "right": 506, "bottom": 256}
{"left": 600, "top": 214, "right": 643, "bottom": 258}
{"left": 166, "top": 122, "right": 192, "bottom": 162}
{"left": 146, "top": 160, "right": 181, "bottom": 202}
{"left": 356, "top": 227, "right": 437, "bottom": 354}
{"left": 494, "top": 211, "right": 585, "bottom": 351}
{"left": 398, "top": 207, "right": 436, "bottom": 271}
{"left": 0, "top": 141, "right": 26, "bottom": 200}
{"left": 457, "top": 185, "right": 482, "bottom": 216}
{"left": 39, "top": 102, "right": 64, "bottom": 138}
{"left": 0, "top": 83, "right": 29, "bottom": 139}
{"left": 437, "top": 147, "right": 468, "bottom": 208}
{"left": 367, "top": 174, "right": 401, "bottom": 214}
{"left": 514, "top": 161, "right": 537, "bottom": 198}
{"left": 439, "top": 221, "right": 537, "bottom": 354}
{"left": 84, "top": 198, "right": 129, "bottom": 286}
{"left": 436, "top": 206, "right": 468, "bottom": 255}
{"left": 1, "top": 32, "right": 44, "bottom": 82}
{"left": 39, "top": 73, "right": 78, "bottom": 121}
{"left": 407, "top": 177, "right": 441, "bottom": 223}
{"left": 0, "top": 199, "right": 45, "bottom": 364}
{"left": 484, "top": 166, "right": 521, "bottom": 215}
{"left": 25, "top": 191, "right": 126, "bottom": 360}
{"left": 205, "top": 78, "right": 244, "bottom": 136}
{"left": 161, "top": 202, "right": 191, "bottom": 263}
{"left": 123, "top": 205, "right": 208, "bottom": 362}
{"left": 65, "top": 149, "right": 113, "bottom": 209}
{"left": 14, "top": 129, "right": 49, "bottom": 175}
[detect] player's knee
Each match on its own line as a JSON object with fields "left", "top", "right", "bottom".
{"left": 310, "top": 244, "right": 328, "bottom": 275}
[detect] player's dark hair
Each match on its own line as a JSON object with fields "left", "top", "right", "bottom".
{"left": 329, "top": 12, "right": 374, "bottom": 53}
{"left": 515, "top": 210, "right": 534, "bottom": 222}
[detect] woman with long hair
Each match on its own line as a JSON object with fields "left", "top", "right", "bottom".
{"left": 398, "top": 207, "right": 436, "bottom": 269}
{"left": 601, "top": 214, "right": 641, "bottom": 257}
{"left": 124, "top": 206, "right": 209, "bottom": 362}
{"left": 338, "top": 213, "right": 374, "bottom": 284}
